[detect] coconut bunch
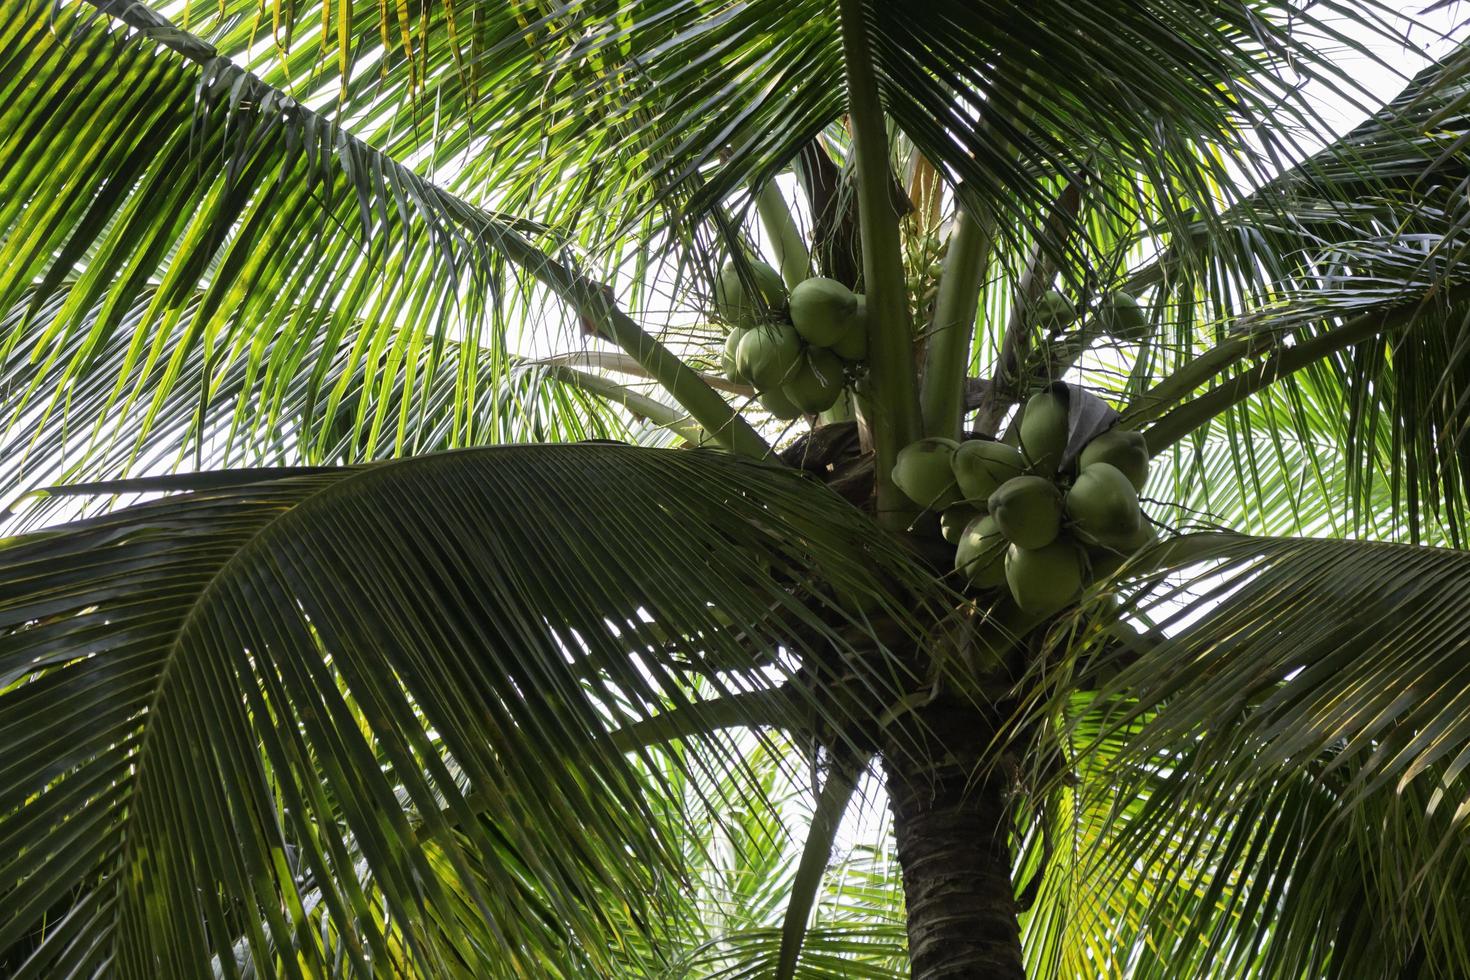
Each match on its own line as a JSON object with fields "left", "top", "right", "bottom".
{"left": 892, "top": 389, "right": 1156, "bottom": 615}
{"left": 715, "top": 259, "right": 868, "bottom": 419}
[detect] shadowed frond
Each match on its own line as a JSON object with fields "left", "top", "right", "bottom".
{"left": 1091, "top": 46, "right": 1470, "bottom": 539}
{"left": 1017, "top": 532, "right": 1470, "bottom": 978}
{"left": 0, "top": 444, "right": 942, "bottom": 976}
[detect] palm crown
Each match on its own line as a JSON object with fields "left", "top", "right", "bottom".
{"left": 3, "top": 0, "right": 1470, "bottom": 976}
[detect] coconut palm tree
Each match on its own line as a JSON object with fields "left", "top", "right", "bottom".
{"left": 4, "top": 0, "right": 1470, "bottom": 975}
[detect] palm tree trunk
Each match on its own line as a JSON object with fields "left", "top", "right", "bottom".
{"left": 883, "top": 703, "right": 1023, "bottom": 979}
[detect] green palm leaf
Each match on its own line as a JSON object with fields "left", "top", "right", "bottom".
{"left": 1016, "top": 532, "right": 1470, "bottom": 977}
{"left": 0, "top": 444, "right": 941, "bottom": 976}
{"left": 0, "top": 0, "right": 761, "bottom": 510}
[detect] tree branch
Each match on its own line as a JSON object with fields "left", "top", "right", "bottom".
{"left": 1142, "top": 282, "right": 1470, "bottom": 454}
{"left": 921, "top": 204, "right": 995, "bottom": 439}
{"left": 777, "top": 752, "right": 869, "bottom": 979}
{"left": 756, "top": 179, "right": 812, "bottom": 288}
{"left": 607, "top": 688, "right": 796, "bottom": 752}
{"left": 1119, "top": 330, "right": 1274, "bottom": 428}
{"left": 528, "top": 351, "right": 755, "bottom": 397}
{"left": 527, "top": 364, "right": 705, "bottom": 443}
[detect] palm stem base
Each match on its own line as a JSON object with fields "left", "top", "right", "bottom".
{"left": 883, "top": 704, "right": 1023, "bottom": 979}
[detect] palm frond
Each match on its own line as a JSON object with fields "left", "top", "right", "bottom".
{"left": 1096, "top": 44, "right": 1470, "bottom": 539}
{"left": 1018, "top": 531, "right": 1470, "bottom": 978}
{"left": 0, "top": 444, "right": 943, "bottom": 976}
{"left": 0, "top": 0, "right": 761, "bottom": 509}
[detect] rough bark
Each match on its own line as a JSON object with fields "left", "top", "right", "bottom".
{"left": 883, "top": 704, "right": 1023, "bottom": 979}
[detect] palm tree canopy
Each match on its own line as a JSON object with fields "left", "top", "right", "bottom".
{"left": 4, "top": 0, "right": 1470, "bottom": 975}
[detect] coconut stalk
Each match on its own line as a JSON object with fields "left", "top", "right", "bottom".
{"left": 920, "top": 204, "right": 994, "bottom": 439}
{"left": 838, "top": 0, "right": 922, "bottom": 526}
{"left": 756, "top": 179, "right": 812, "bottom": 289}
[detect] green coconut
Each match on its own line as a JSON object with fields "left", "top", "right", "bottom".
{"left": 1033, "top": 289, "right": 1077, "bottom": 330}
{"left": 784, "top": 348, "right": 845, "bottom": 414}
{"left": 1103, "top": 291, "right": 1149, "bottom": 341}
{"left": 831, "top": 294, "right": 868, "bottom": 360}
{"left": 893, "top": 437, "right": 962, "bottom": 510}
{"left": 715, "top": 259, "right": 787, "bottom": 325}
{"left": 955, "top": 515, "right": 1008, "bottom": 588}
{"left": 722, "top": 326, "right": 751, "bottom": 383}
{"left": 1017, "top": 389, "right": 1070, "bottom": 477}
{"left": 952, "top": 439, "right": 1026, "bottom": 503}
{"left": 1005, "top": 537, "right": 1085, "bottom": 615}
{"left": 941, "top": 502, "right": 985, "bottom": 544}
{"left": 735, "top": 323, "right": 802, "bottom": 390}
{"left": 758, "top": 384, "right": 803, "bottom": 421}
{"left": 1065, "top": 462, "right": 1141, "bottom": 548}
{"left": 987, "top": 475, "right": 1063, "bottom": 549}
{"left": 1077, "top": 428, "right": 1149, "bottom": 492}
{"left": 789, "top": 277, "right": 859, "bottom": 347}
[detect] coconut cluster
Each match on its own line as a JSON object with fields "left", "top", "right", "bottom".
{"left": 716, "top": 260, "right": 866, "bottom": 418}
{"left": 892, "top": 390, "right": 1156, "bottom": 616}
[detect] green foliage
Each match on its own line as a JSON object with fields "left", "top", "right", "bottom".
{"left": 0, "top": 445, "right": 943, "bottom": 976}
{"left": 5, "top": 0, "right": 1470, "bottom": 975}
{"left": 1018, "top": 533, "right": 1470, "bottom": 978}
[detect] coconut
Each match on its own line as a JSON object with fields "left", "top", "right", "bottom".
{"left": 715, "top": 259, "right": 787, "bottom": 325}
{"left": 784, "top": 348, "right": 845, "bottom": 414}
{"left": 1077, "top": 428, "right": 1149, "bottom": 492}
{"left": 1017, "top": 389, "right": 1069, "bottom": 477}
{"left": 831, "top": 294, "right": 868, "bottom": 360}
{"left": 941, "top": 502, "right": 985, "bottom": 545}
{"left": 1065, "top": 462, "right": 1141, "bottom": 548}
{"left": 722, "top": 326, "right": 751, "bottom": 383}
{"left": 789, "top": 277, "right": 859, "bottom": 347}
{"left": 1006, "top": 538, "right": 1085, "bottom": 615}
{"left": 1103, "top": 291, "right": 1149, "bottom": 340}
{"left": 735, "top": 323, "right": 802, "bottom": 390}
{"left": 952, "top": 439, "right": 1025, "bottom": 503}
{"left": 893, "top": 437, "right": 962, "bottom": 510}
{"left": 758, "top": 385, "right": 803, "bottom": 421}
{"left": 987, "top": 475, "right": 1063, "bottom": 549}
{"left": 955, "top": 514, "right": 1008, "bottom": 588}
{"left": 1033, "top": 289, "right": 1076, "bottom": 330}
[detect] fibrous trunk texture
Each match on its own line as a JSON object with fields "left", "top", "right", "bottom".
{"left": 883, "top": 704, "right": 1024, "bottom": 979}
